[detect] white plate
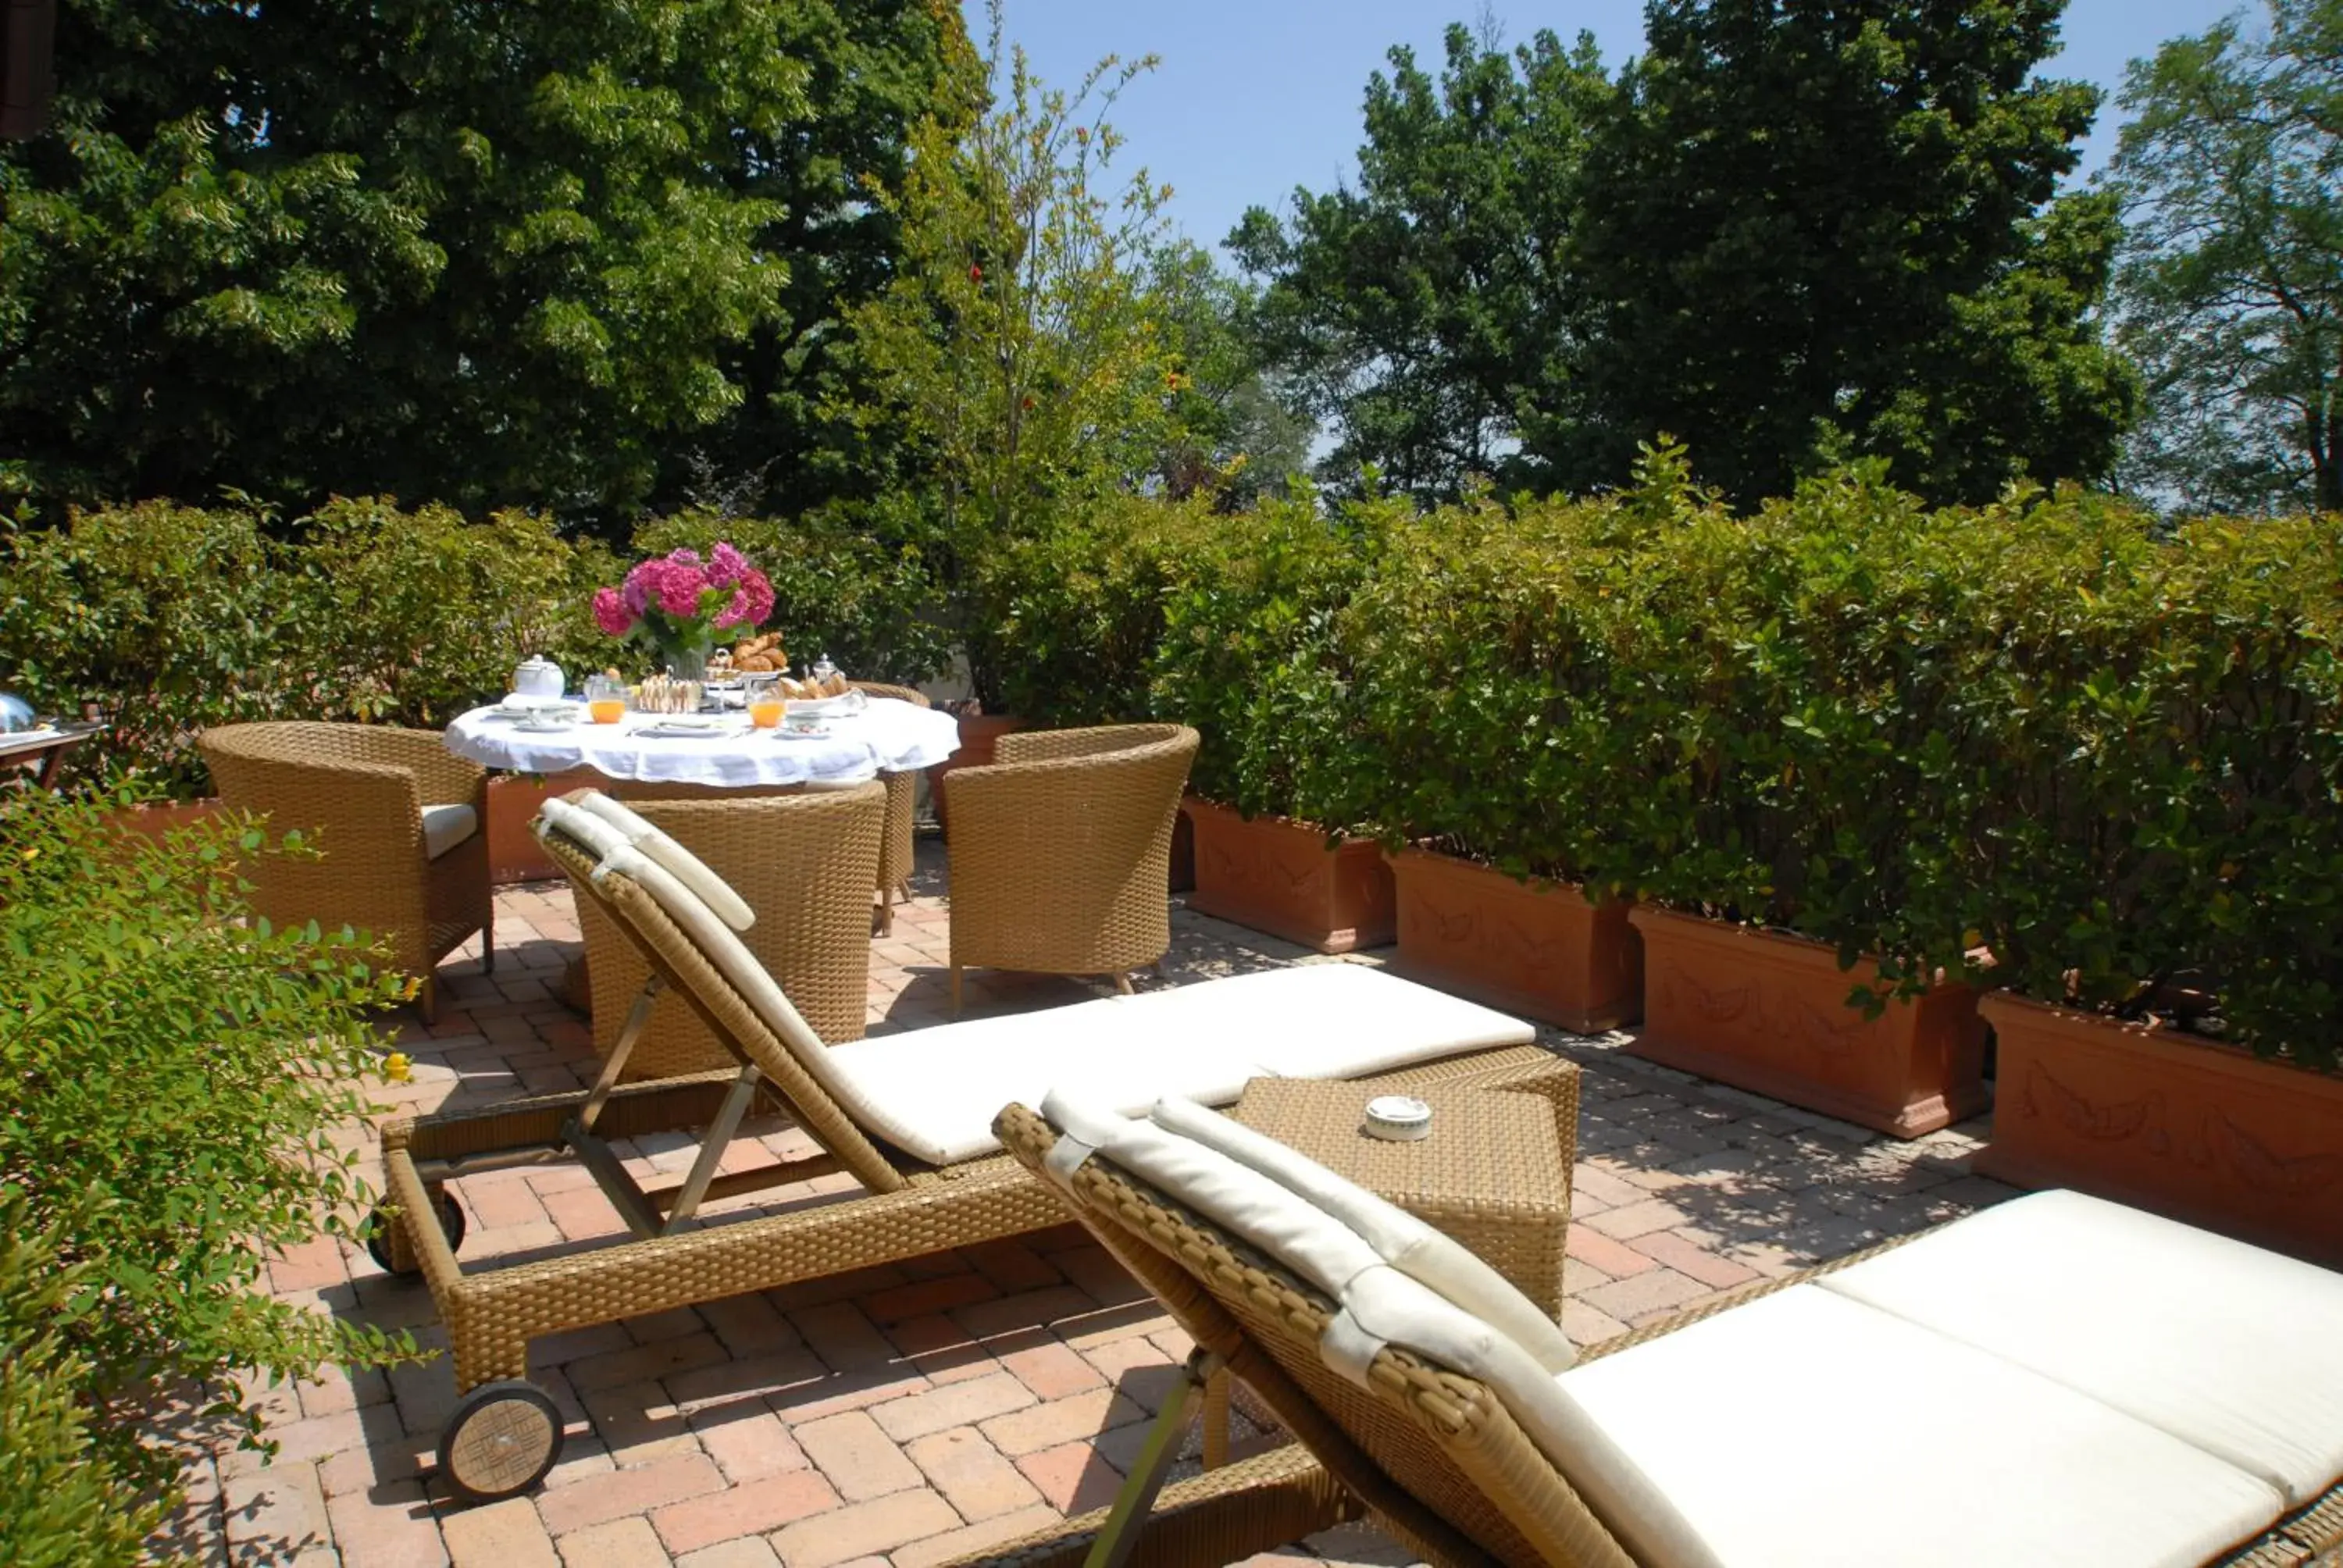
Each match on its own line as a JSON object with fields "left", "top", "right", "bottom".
{"left": 515, "top": 718, "right": 575, "bottom": 735}
{"left": 775, "top": 722, "right": 833, "bottom": 739}
{"left": 637, "top": 718, "right": 740, "bottom": 739}
{"left": 494, "top": 696, "right": 580, "bottom": 718}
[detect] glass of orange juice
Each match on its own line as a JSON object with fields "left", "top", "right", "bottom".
{"left": 586, "top": 674, "right": 628, "bottom": 725}
{"left": 745, "top": 675, "right": 784, "bottom": 729}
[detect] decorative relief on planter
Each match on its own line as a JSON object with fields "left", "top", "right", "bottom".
{"left": 1183, "top": 799, "right": 1394, "bottom": 955}
{"left": 1389, "top": 850, "right": 1642, "bottom": 1034}
{"left": 1980, "top": 992, "right": 2343, "bottom": 1265}
{"left": 1628, "top": 907, "right": 1987, "bottom": 1139}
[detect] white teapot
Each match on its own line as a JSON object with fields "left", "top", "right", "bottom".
{"left": 512, "top": 654, "right": 567, "bottom": 700}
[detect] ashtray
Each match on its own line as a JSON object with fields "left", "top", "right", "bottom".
{"left": 1362, "top": 1095, "right": 1433, "bottom": 1142}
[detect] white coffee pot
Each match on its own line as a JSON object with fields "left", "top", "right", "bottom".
{"left": 512, "top": 654, "right": 567, "bottom": 699}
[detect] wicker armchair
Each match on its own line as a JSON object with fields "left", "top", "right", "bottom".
{"left": 576, "top": 785, "right": 885, "bottom": 1079}
{"left": 197, "top": 722, "right": 491, "bottom": 1022}
{"left": 942, "top": 722, "right": 1198, "bottom": 1013}
{"left": 849, "top": 681, "right": 930, "bottom": 934}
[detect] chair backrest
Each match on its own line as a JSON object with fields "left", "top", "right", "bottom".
{"left": 536, "top": 787, "right": 913, "bottom": 1193}
{"left": 848, "top": 681, "right": 932, "bottom": 708}
{"left": 995, "top": 1097, "right": 1662, "bottom": 1568}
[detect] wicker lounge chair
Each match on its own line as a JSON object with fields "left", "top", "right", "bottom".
{"left": 198, "top": 721, "right": 491, "bottom": 1021}
{"left": 970, "top": 1096, "right": 2343, "bottom": 1568}
{"left": 943, "top": 723, "right": 1198, "bottom": 1014}
{"left": 848, "top": 681, "right": 930, "bottom": 935}
{"left": 576, "top": 786, "right": 883, "bottom": 1079}
{"left": 375, "top": 788, "right": 1544, "bottom": 1503}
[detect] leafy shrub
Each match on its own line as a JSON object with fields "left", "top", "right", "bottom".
{"left": 0, "top": 789, "right": 415, "bottom": 1499}
{"left": 630, "top": 504, "right": 953, "bottom": 685}
{"left": 0, "top": 1197, "right": 166, "bottom": 1568}
{"left": 1150, "top": 487, "right": 1398, "bottom": 818}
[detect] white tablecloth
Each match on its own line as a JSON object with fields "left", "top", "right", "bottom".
{"left": 443, "top": 697, "right": 958, "bottom": 789}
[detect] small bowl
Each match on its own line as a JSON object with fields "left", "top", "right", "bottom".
{"left": 1363, "top": 1096, "right": 1433, "bottom": 1142}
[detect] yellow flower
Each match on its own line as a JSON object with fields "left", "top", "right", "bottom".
{"left": 383, "top": 1052, "right": 412, "bottom": 1083}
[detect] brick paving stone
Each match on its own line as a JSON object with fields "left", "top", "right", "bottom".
{"left": 904, "top": 1427, "right": 1046, "bottom": 1521}
{"left": 650, "top": 1470, "right": 839, "bottom": 1556}
{"left": 690, "top": 1408, "right": 810, "bottom": 1484}
{"left": 1564, "top": 1224, "right": 1660, "bottom": 1279}
{"left": 537, "top": 1454, "right": 726, "bottom": 1538}
{"left": 767, "top": 1488, "right": 960, "bottom": 1568}
{"left": 885, "top": 1312, "right": 1002, "bottom": 1386}
{"left": 674, "top": 1541, "right": 782, "bottom": 1568}
{"left": 1013, "top": 1438, "right": 1128, "bottom": 1515}
{"left": 326, "top": 1478, "right": 449, "bottom": 1568}
{"left": 978, "top": 1387, "right": 1143, "bottom": 1458}
{"left": 1579, "top": 1196, "right": 1692, "bottom": 1241}
{"left": 870, "top": 1370, "right": 1037, "bottom": 1443}
{"left": 890, "top": 1504, "right": 1065, "bottom": 1568}
{"left": 791, "top": 1410, "right": 922, "bottom": 1501}
{"left": 1577, "top": 1266, "right": 1710, "bottom": 1322}
{"left": 1628, "top": 1228, "right": 1762, "bottom": 1289}
{"left": 997, "top": 1337, "right": 1107, "bottom": 1401}
{"left": 222, "top": 1460, "right": 332, "bottom": 1561}
{"left": 555, "top": 1516, "right": 671, "bottom": 1567}
{"left": 443, "top": 1497, "right": 561, "bottom": 1568}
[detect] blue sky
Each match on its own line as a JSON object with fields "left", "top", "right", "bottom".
{"left": 980, "top": 0, "right": 2249, "bottom": 258}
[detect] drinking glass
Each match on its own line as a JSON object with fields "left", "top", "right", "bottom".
{"left": 586, "top": 674, "right": 628, "bottom": 725}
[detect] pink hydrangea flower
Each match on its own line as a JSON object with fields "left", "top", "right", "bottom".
{"left": 592, "top": 586, "right": 633, "bottom": 636}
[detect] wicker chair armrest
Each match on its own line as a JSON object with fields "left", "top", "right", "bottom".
{"left": 944, "top": 752, "right": 1173, "bottom": 840}
{"left": 993, "top": 722, "right": 1188, "bottom": 767}
{"left": 347, "top": 725, "right": 489, "bottom": 807}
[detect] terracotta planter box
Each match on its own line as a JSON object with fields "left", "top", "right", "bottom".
{"left": 1182, "top": 797, "right": 1395, "bottom": 954}
{"left": 1628, "top": 907, "right": 1987, "bottom": 1138}
{"left": 1388, "top": 849, "right": 1642, "bottom": 1032}
{"left": 928, "top": 713, "right": 1025, "bottom": 839}
{"left": 1976, "top": 993, "right": 2343, "bottom": 1267}
{"left": 485, "top": 769, "right": 601, "bottom": 885}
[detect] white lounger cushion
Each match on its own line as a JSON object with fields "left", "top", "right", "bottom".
{"left": 1149, "top": 1096, "right": 1579, "bottom": 1374}
{"left": 1563, "top": 1284, "right": 2286, "bottom": 1568}
{"left": 819, "top": 965, "right": 1535, "bottom": 1166}
{"left": 573, "top": 793, "right": 756, "bottom": 931}
{"left": 1817, "top": 1188, "right": 2343, "bottom": 1506}
{"left": 420, "top": 802, "right": 478, "bottom": 860}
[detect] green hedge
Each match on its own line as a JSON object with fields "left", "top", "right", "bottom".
{"left": 979, "top": 460, "right": 2343, "bottom": 1070}
{"left": 2, "top": 499, "right": 954, "bottom": 794}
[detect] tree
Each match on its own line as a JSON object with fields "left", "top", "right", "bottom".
{"left": 1571, "top": 0, "right": 2135, "bottom": 507}
{"left": 0, "top": 0, "right": 967, "bottom": 527}
{"left": 840, "top": 1, "right": 1175, "bottom": 560}
{"left": 1145, "top": 238, "right": 1314, "bottom": 508}
{"left": 2109, "top": 0, "right": 2343, "bottom": 515}
{"left": 1228, "top": 24, "right": 1614, "bottom": 501}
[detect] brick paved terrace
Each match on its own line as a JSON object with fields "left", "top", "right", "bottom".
{"left": 177, "top": 841, "right": 2016, "bottom": 1567}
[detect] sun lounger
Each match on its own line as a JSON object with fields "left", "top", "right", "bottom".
{"left": 373, "top": 789, "right": 1546, "bottom": 1502}
{"left": 975, "top": 1092, "right": 2343, "bottom": 1568}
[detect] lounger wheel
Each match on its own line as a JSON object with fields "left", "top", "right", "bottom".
{"left": 439, "top": 1380, "right": 564, "bottom": 1502}
{"left": 364, "top": 1186, "right": 466, "bottom": 1277}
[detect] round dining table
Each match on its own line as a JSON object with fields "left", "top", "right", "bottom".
{"left": 442, "top": 695, "right": 958, "bottom": 789}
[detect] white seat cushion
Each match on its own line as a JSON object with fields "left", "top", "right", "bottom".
{"left": 822, "top": 965, "right": 1534, "bottom": 1166}
{"left": 1561, "top": 1284, "right": 2285, "bottom": 1568}
{"left": 420, "top": 802, "right": 478, "bottom": 860}
{"left": 1818, "top": 1188, "right": 2343, "bottom": 1506}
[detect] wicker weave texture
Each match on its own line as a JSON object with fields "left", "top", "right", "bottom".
{"left": 574, "top": 785, "right": 885, "bottom": 1078}
{"left": 197, "top": 722, "right": 490, "bottom": 1014}
{"left": 947, "top": 723, "right": 1197, "bottom": 983}
{"left": 849, "top": 682, "right": 931, "bottom": 925}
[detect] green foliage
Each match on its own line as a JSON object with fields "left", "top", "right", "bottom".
{"left": 977, "top": 472, "right": 2343, "bottom": 1067}
{"left": 1573, "top": 0, "right": 2134, "bottom": 507}
{"left": 1229, "top": 23, "right": 1611, "bottom": 500}
{"left": 0, "top": 1198, "right": 163, "bottom": 1568}
{"left": 1149, "top": 488, "right": 1398, "bottom": 817}
{"left": 0, "top": 0, "right": 967, "bottom": 526}
{"left": 0, "top": 499, "right": 608, "bottom": 794}
{"left": 1143, "top": 241, "right": 1315, "bottom": 509}
{"left": 629, "top": 506, "right": 953, "bottom": 684}
{"left": 2109, "top": 0, "right": 2343, "bottom": 515}
{"left": 0, "top": 791, "right": 417, "bottom": 1502}
{"left": 838, "top": 0, "right": 1178, "bottom": 702}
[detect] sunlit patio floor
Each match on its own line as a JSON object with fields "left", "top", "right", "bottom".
{"left": 171, "top": 840, "right": 2013, "bottom": 1566}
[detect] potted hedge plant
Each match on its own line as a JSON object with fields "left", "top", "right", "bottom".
{"left": 1960, "top": 510, "right": 2343, "bottom": 1264}
{"left": 1330, "top": 494, "right": 1643, "bottom": 1030}
{"left": 1157, "top": 494, "right": 1399, "bottom": 953}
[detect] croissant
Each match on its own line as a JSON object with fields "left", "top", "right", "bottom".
{"left": 822, "top": 672, "right": 850, "bottom": 697}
